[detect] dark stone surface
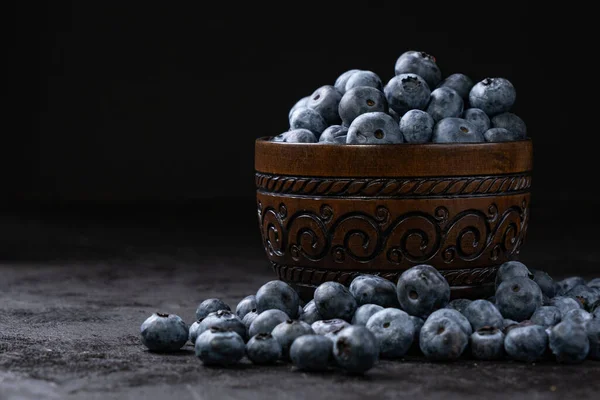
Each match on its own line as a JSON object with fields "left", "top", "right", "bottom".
{"left": 1, "top": 201, "right": 600, "bottom": 399}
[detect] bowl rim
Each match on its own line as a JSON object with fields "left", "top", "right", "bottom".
{"left": 256, "top": 136, "right": 532, "bottom": 147}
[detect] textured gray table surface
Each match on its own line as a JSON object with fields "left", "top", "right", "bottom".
{"left": 1, "top": 204, "right": 599, "bottom": 399}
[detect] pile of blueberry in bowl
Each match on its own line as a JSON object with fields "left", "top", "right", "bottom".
{"left": 272, "top": 50, "right": 527, "bottom": 144}
{"left": 140, "top": 261, "right": 600, "bottom": 374}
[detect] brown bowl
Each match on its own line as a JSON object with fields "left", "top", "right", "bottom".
{"left": 255, "top": 137, "right": 533, "bottom": 302}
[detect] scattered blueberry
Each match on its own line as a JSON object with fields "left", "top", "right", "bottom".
{"left": 409, "top": 316, "right": 425, "bottom": 350}
{"left": 334, "top": 69, "right": 361, "bottom": 94}
{"left": 235, "top": 295, "right": 257, "bottom": 320}
{"left": 463, "top": 299, "right": 504, "bottom": 331}
{"left": 351, "top": 304, "right": 384, "bottom": 326}
{"left": 332, "top": 326, "right": 379, "bottom": 374}
{"left": 140, "top": 313, "right": 189, "bottom": 352}
{"left": 271, "top": 319, "right": 315, "bottom": 359}
{"left": 436, "top": 73, "right": 474, "bottom": 99}
{"left": 396, "top": 264, "right": 450, "bottom": 318}
{"left": 288, "top": 96, "right": 310, "bottom": 120}
{"left": 530, "top": 306, "right": 562, "bottom": 328}
{"left": 483, "top": 127, "right": 522, "bottom": 142}
{"left": 311, "top": 319, "right": 350, "bottom": 336}
{"left": 299, "top": 300, "right": 323, "bottom": 325}
{"left": 471, "top": 327, "right": 505, "bottom": 360}
{"left": 549, "top": 296, "right": 583, "bottom": 318}
{"left": 431, "top": 118, "right": 483, "bottom": 143}
{"left": 587, "top": 319, "right": 600, "bottom": 360}
{"left": 565, "top": 284, "right": 600, "bottom": 311}
{"left": 502, "top": 319, "right": 519, "bottom": 332}
{"left": 195, "top": 327, "right": 245, "bottom": 366}
{"left": 425, "top": 87, "right": 464, "bottom": 122}
{"left": 272, "top": 129, "right": 317, "bottom": 143}
{"left": 307, "top": 85, "right": 343, "bottom": 126}
{"left": 256, "top": 280, "right": 300, "bottom": 318}
{"left": 346, "top": 112, "right": 404, "bottom": 144}
{"left": 338, "top": 86, "right": 388, "bottom": 127}
{"left": 394, "top": 50, "right": 442, "bottom": 89}
{"left": 290, "top": 334, "right": 333, "bottom": 371}
{"left": 197, "top": 310, "right": 247, "bottom": 341}
{"left": 462, "top": 108, "right": 491, "bottom": 135}
{"left": 384, "top": 73, "right": 431, "bottom": 116}
{"left": 399, "top": 109, "right": 435, "bottom": 143}
{"left": 531, "top": 269, "right": 556, "bottom": 298}
{"left": 365, "top": 308, "right": 415, "bottom": 358}
{"left": 349, "top": 274, "right": 400, "bottom": 308}
{"left": 246, "top": 333, "right": 282, "bottom": 365}
{"left": 549, "top": 320, "right": 590, "bottom": 363}
{"left": 562, "top": 308, "right": 593, "bottom": 326}
{"left": 242, "top": 311, "right": 259, "bottom": 330}
{"left": 419, "top": 316, "right": 468, "bottom": 361}
{"left": 555, "top": 276, "right": 587, "bottom": 296}
{"left": 196, "top": 298, "right": 231, "bottom": 321}
{"left": 588, "top": 278, "right": 600, "bottom": 289}
{"left": 496, "top": 277, "right": 543, "bottom": 321}
{"left": 248, "top": 309, "right": 290, "bottom": 337}
{"left": 188, "top": 320, "right": 202, "bottom": 345}
{"left": 495, "top": 261, "right": 533, "bottom": 289}
{"left": 446, "top": 298, "right": 472, "bottom": 315}
{"left": 313, "top": 281, "right": 357, "bottom": 321}
{"left": 345, "top": 70, "right": 383, "bottom": 92}
{"left": 491, "top": 112, "right": 527, "bottom": 139}
{"left": 319, "top": 125, "right": 349, "bottom": 144}
{"left": 388, "top": 107, "right": 401, "bottom": 123}
{"left": 503, "top": 324, "right": 547, "bottom": 362}
{"left": 469, "top": 77, "right": 516, "bottom": 116}
{"left": 426, "top": 308, "right": 473, "bottom": 336}
{"left": 289, "top": 107, "right": 327, "bottom": 137}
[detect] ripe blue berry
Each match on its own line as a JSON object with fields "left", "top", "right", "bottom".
{"left": 495, "top": 261, "right": 533, "bottom": 289}
{"left": 426, "top": 87, "right": 464, "bottom": 122}
{"left": 290, "top": 334, "right": 333, "bottom": 371}
{"left": 446, "top": 298, "right": 472, "bottom": 315}
{"left": 246, "top": 333, "right": 282, "bottom": 365}
{"left": 432, "top": 118, "right": 483, "bottom": 143}
{"left": 242, "top": 311, "right": 259, "bottom": 330}
{"left": 549, "top": 321, "right": 590, "bottom": 363}
{"left": 394, "top": 50, "right": 442, "bottom": 89}
{"left": 338, "top": 86, "right": 388, "bottom": 127}
{"left": 311, "top": 319, "right": 350, "bottom": 336}
{"left": 384, "top": 73, "right": 431, "bottom": 116}
{"left": 346, "top": 112, "right": 403, "bottom": 144}
{"left": 289, "top": 108, "right": 327, "bottom": 137}
{"left": 314, "top": 281, "right": 357, "bottom": 321}
{"left": 504, "top": 325, "right": 547, "bottom": 362}
{"left": 288, "top": 96, "right": 310, "bottom": 120}
{"left": 365, "top": 308, "right": 415, "bottom": 358}
{"left": 188, "top": 320, "right": 201, "bottom": 345}
{"left": 334, "top": 69, "right": 360, "bottom": 94}
{"left": 396, "top": 264, "right": 450, "bottom": 318}
{"left": 427, "top": 308, "right": 472, "bottom": 336}
{"left": 566, "top": 284, "right": 600, "bottom": 311}
{"left": 197, "top": 310, "right": 247, "bottom": 341}
{"left": 271, "top": 319, "right": 314, "bottom": 360}
{"left": 319, "top": 125, "right": 348, "bottom": 144}
{"left": 272, "top": 129, "right": 317, "bottom": 143}
{"left": 399, "top": 109, "right": 435, "bottom": 143}
{"left": 562, "top": 308, "right": 593, "bottom": 326}
{"left": 463, "top": 299, "right": 504, "bottom": 331}
{"left": 352, "top": 304, "right": 384, "bottom": 326}
{"left": 491, "top": 112, "right": 527, "bottom": 139}
{"left": 235, "top": 295, "right": 257, "bottom": 320}
{"left": 495, "top": 277, "right": 543, "bottom": 321}
{"left": 587, "top": 319, "right": 600, "bottom": 360}
{"left": 555, "top": 276, "right": 586, "bottom": 296}
{"left": 436, "top": 73, "right": 474, "bottom": 99}
{"left": 471, "top": 327, "right": 505, "bottom": 360}
{"left": 345, "top": 70, "right": 383, "bottom": 92}
{"left": 588, "top": 278, "right": 600, "bottom": 289}
{"left": 299, "top": 299, "right": 322, "bottom": 325}
{"left": 248, "top": 309, "right": 290, "bottom": 337}
{"left": 195, "top": 327, "right": 245, "bottom": 366}
{"left": 333, "top": 326, "right": 379, "bottom": 374}
{"left": 483, "top": 127, "right": 522, "bottom": 142}
{"left": 419, "top": 316, "right": 468, "bottom": 361}
{"left": 530, "top": 306, "right": 562, "bottom": 328}
{"left": 195, "top": 298, "right": 231, "bottom": 321}
{"left": 469, "top": 77, "right": 516, "bottom": 116}
{"left": 349, "top": 274, "right": 400, "bottom": 308}
{"left": 549, "top": 296, "right": 583, "bottom": 318}
{"left": 307, "top": 85, "right": 343, "bottom": 126}
{"left": 462, "top": 108, "right": 491, "bottom": 135}
{"left": 531, "top": 269, "right": 556, "bottom": 298}
{"left": 256, "top": 280, "right": 300, "bottom": 318}
{"left": 140, "top": 313, "right": 189, "bottom": 352}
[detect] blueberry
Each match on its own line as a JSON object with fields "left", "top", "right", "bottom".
{"left": 384, "top": 73, "right": 431, "bottom": 116}
{"left": 432, "top": 118, "right": 483, "bottom": 143}
{"left": 288, "top": 96, "right": 310, "bottom": 120}
{"left": 242, "top": 311, "right": 259, "bottom": 330}
{"left": 587, "top": 319, "right": 600, "bottom": 360}
{"left": 503, "top": 325, "right": 547, "bottom": 362}
{"left": 352, "top": 304, "right": 384, "bottom": 326}
{"left": 446, "top": 298, "right": 472, "bottom": 315}
{"left": 562, "top": 308, "right": 593, "bottom": 326}
{"left": 419, "top": 316, "right": 468, "bottom": 361}
{"left": 311, "top": 319, "right": 350, "bottom": 336}
{"left": 289, "top": 108, "right": 327, "bottom": 137}
{"left": 502, "top": 319, "right": 519, "bottom": 332}
{"left": 566, "top": 284, "right": 600, "bottom": 311}
{"left": 195, "top": 298, "right": 231, "bottom": 321}
{"left": 345, "top": 70, "right": 383, "bottom": 92}
{"left": 495, "top": 260, "right": 533, "bottom": 289}
{"left": 463, "top": 299, "right": 504, "bottom": 331}
{"left": 399, "top": 109, "right": 435, "bottom": 143}
{"left": 245, "top": 333, "right": 282, "bottom": 364}
{"left": 290, "top": 334, "right": 333, "bottom": 371}
{"left": 468, "top": 77, "right": 516, "bottom": 116}
{"left": 347, "top": 112, "right": 403, "bottom": 144}
{"left": 366, "top": 308, "right": 414, "bottom": 358}
{"left": 319, "top": 125, "right": 348, "bottom": 144}
{"left": 462, "top": 108, "right": 491, "bottom": 135}
{"left": 483, "top": 127, "right": 522, "bottom": 142}
{"left": 338, "top": 86, "right": 388, "bottom": 127}
{"left": 396, "top": 264, "right": 450, "bottom": 318}
{"left": 593, "top": 304, "right": 600, "bottom": 320}
{"left": 496, "top": 277, "right": 543, "bottom": 321}
{"left": 436, "top": 73, "right": 474, "bottom": 99}
{"left": 349, "top": 274, "right": 400, "bottom": 308}
{"left": 530, "top": 269, "right": 556, "bottom": 298}
{"left": 272, "top": 129, "right": 317, "bottom": 143}
{"left": 388, "top": 107, "right": 401, "bottom": 123}
{"left": 332, "top": 326, "right": 379, "bottom": 374}
{"left": 256, "top": 280, "right": 300, "bottom": 318}
{"left": 314, "top": 281, "right": 358, "bottom": 321}
{"left": 334, "top": 69, "right": 360, "bottom": 94}
{"left": 549, "top": 296, "right": 583, "bottom": 318}
{"left": 235, "top": 295, "right": 257, "bottom": 320}
{"left": 471, "top": 327, "right": 505, "bottom": 360}
{"left": 299, "top": 300, "right": 323, "bottom": 325}
{"left": 491, "top": 112, "right": 527, "bottom": 139}
{"left": 307, "top": 85, "right": 343, "bottom": 126}
{"left": 271, "top": 319, "right": 315, "bottom": 360}
{"left": 425, "top": 87, "right": 464, "bottom": 122}
{"left": 426, "top": 308, "right": 472, "bottom": 336}
{"left": 530, "top": 306, "right": 562, "bottom": 328}
{"left": 409, "top": 316, "right": 425, "bottom": 350}
{"left": 195, "top": 327, "right": 245, "bottom": 366}
{"left": 555, "top": 276, "right": 586, "bottom": 296}
{"left": 588, "top": 278, "right": 600, "bottom": 289}
{"left": 197, "top": 309, "right": 247, "bottom": 341}
{"left": 188, "top": 320, "right": 201, "bottom": 345}
{"left": 394, "top": 50, "right": 442, "bottom": 89}
{"left": 248, "top": 309, "right": 290, "bottom": 337}
{"left": 549, "top": 321, "right": 590, "bottom": 363}
{"left": 140, "top": 313, "right": 189, "bottom": 352}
